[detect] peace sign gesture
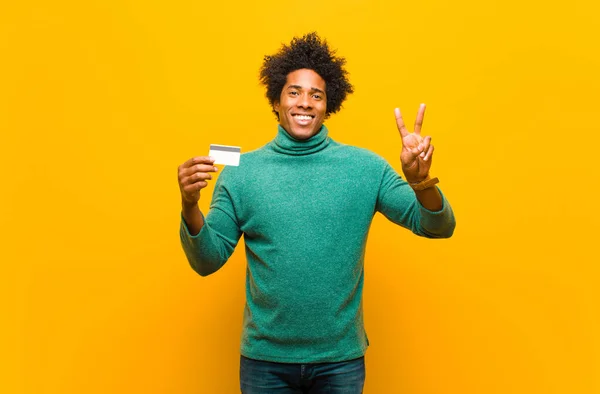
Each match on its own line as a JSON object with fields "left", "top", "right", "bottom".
{"left": 395, "top": 104, "right": 434, "bottom": 184}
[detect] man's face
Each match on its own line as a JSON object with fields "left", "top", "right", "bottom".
{"left": 274, "top": 68, "right": 327, "bottom": 140}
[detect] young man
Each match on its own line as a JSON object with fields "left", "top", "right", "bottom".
{"left": 177, "top": 33, "right": 455, "bottom": 393}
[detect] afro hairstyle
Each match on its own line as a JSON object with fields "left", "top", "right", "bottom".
{"left": 259, "top": 32, "right": 354, "bottom": 120}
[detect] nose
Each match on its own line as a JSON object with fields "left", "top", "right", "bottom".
{"left": 297, "top": 93, "right": 312, "bottom": 109}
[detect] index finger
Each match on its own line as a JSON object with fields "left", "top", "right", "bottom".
{"left": 182, "top": 156, "right": 215, "bottom": 168}
{"left": 394, "top": 108, "right": 409, "bottom": 138}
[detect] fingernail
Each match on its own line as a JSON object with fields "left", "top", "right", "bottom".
{"left": 214, "top": 167, "right": 218, "bottom": 171}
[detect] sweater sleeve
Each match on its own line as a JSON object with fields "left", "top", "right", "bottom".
{"left": 179, "top": 170, "right": 243, "bottom": 276}
{"left": 375, "top": 162, "right": 456, "bottom": 238}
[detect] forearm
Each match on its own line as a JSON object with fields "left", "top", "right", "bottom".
{"left": 414, "top": 186, "right": 455, "bottom": 238}
{"left": 413, "top": 185, "right": 443, "bottom": 212}
{"left": 181, "top": 201, "right": 204, "bottom": 236}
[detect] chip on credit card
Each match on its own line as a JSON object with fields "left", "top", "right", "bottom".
{"left": 208, "top": 144, "right": 241, "bottom": 166}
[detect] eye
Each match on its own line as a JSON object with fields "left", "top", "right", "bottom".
{"left": 312, "top": 94, "right": 322, "bottom": 99}
{"left": 289, "top": 91, "right": 299, "bottom": 96}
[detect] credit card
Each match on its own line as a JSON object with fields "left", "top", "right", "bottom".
{"left": 209, "top": 144, "right": 241, "bottom": 166}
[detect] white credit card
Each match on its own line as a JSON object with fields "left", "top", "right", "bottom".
{"left": 209, "top": 144, "right": 241, "bottom": 166}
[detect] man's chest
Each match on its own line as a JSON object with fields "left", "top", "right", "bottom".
{"left": 236, "top": 163, "right": 378, "bottom": 235}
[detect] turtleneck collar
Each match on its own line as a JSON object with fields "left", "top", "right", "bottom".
{"left": 271, "top": 124, "right": 330, "bottom": 156}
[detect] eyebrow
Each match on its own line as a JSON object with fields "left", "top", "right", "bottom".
{"left": 287, "top": 85, "right": 325, "bottom": 95}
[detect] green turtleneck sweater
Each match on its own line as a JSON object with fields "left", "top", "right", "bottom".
{"left": 180, "top": 125, "right": 455, "bottom": 363}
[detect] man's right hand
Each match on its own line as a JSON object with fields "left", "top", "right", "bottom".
{"left": 178, "top": 156, "right": 218, "bottom": 207}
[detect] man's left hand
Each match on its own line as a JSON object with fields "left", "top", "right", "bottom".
{"left": 395, "top": 104, "right": 434, "bottom": 184}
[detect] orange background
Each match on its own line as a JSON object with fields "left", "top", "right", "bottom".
{"left": 2, "top": 0, "right": 599, "bottom": 393}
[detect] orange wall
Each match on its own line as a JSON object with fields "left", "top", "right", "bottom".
{"left": 2, "top": 1, "right": 599, "bottom": 393}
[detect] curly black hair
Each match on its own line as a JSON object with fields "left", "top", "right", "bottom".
{"left": 259, "top": 32, "right": 354, "bottom": 120}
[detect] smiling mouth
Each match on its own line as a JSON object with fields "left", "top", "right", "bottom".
{"left": 292, "top": 114, "right": 315, "bottom": 120}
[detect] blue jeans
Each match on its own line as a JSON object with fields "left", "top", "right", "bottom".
{"left": 240, "top": 355, "right": 365, "bottom": 393}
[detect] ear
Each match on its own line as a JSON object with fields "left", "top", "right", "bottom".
{"left": 273, "top": 101, "right": 280, "bottom": 112}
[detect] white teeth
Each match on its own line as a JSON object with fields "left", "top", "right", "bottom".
{"left": 293, "top": 115, "right": 312, "bottom": 120}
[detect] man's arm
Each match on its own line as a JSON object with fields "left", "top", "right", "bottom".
{"left": 376, "top": 165, "right": 455, "bottom": 238}
{"left": 375, "top": 104, "right": 455, "bottom": 237}
{"left": 178, "top": 156, "right": 242, "bottom": 276}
